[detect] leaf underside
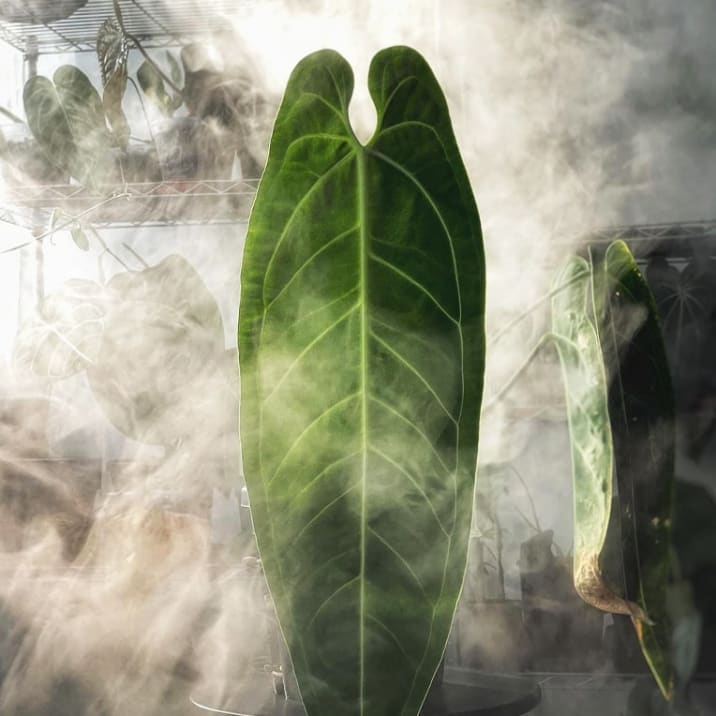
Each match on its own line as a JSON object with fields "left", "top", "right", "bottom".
{"left": 551, "top": 257, "right": 632, "bottom": 614}
{"left": 239, "top": 47, "right": 484, "bottom": 716}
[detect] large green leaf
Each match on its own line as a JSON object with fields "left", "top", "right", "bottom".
{"left": 239, "top": 47, "right": 484, "bottom": 716}
{"left": 595, "top": 240, "right": 674, "bottom": 698}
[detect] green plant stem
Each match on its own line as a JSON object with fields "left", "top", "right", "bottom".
{"left": 125, "top": 77, "right": 162, "bottom": 181}
{"left": 121, "top": 242, "right": 150, "bottom": 269}
{"left": 493, "top": 502, "right": 506, "bottom": 599}
{"left": 482, "top": 332, "right": 554, "bottom": 413}
{"left": 507, "top": 464, "right": 542, "bottom": 533}
{"left": 113, "top": 0, "right": 183, "bottom": 96}
{"left": 87, "top": 226, "right": 131, "bottom": 272}
{"left": 0, "top": 106, "right": 24, "bottom": 124}
{"left": 45, "top": 322, "right": 95, "bottom": 365}
{"left": 127, "top": 77, "right": 157, "bottom": 144}
{"left": 0, "top": 193, "right": 130, "bottom": 255}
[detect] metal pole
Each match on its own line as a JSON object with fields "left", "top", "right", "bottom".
{"left": 24, "top": 35, "right": 45, "bottom": 314}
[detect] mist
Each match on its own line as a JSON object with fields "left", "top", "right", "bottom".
{"left": 0, "top": 0, "right": 714, "bottom": 714}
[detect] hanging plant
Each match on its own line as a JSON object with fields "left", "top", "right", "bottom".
{"left": 96, "top": 17, "right": 130, "bottom": 151}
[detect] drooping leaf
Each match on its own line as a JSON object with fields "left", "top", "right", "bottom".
{"left": 23, "top": 75, "right": 81, "bottom": 179}
{"left": 180, "top": 43, "right": 223, "bottom": 117}
{"left": 595, "top": 240, "right": 675, "bottom": 698}
{"left": 70, "top": 225, "right": 90, "bottom": 251}
{"left": 551, "top": 257, "right": 644, "bottom": 620}
{"left": 97, "top": 18, "right": 130, "bottom": 150}
{"left": 137, "top": 60, "right": 180, "bottom": 116}
{"left": 239, "top": 46, "right": 485, "bottom": 716}
{"left": 53, "top": 65, "right": 119, "bottom": 186}
{"left": 97, "top": 18, "right": 128, "bottom": 86}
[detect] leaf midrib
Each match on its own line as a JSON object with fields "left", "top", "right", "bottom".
{"left": 356, "top": 138, "right": 369, "bottom": 716}
{"left": 261, "top": 82, "right": 463, "bottom": 711}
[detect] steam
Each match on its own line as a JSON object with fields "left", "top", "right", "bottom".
{"left": 0, "top": 0, "right": 713, "bottom": 712}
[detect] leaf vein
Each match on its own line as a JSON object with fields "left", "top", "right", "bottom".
{"left": 368, "top": 397, "right": 453, "bottom": 476}
{"left": 267, "top": 392, "right": 360, "bottom": 485}
{"left": 368, "top": 526, "right": 430, "bottom": 600}
{"left": 263, "top": 150, "right": 355, "bottom": 288}
{"left": 368, "top": 148, "right": 461, "bottom": 322}
{"left": 265, "top": 224, "right": 359, "bottom": 312}
{"left": 285, "top": 132, "right": 351, "bottom": 155}
{"left": 369, "top": 251, "right": 459, "bottom": 325}
{"left": 294, "top": 483, "right": 360, "bottom": 544}
{"left": 369, "top": 444, "right": 450, "bottom": 538}
{"left": 296, "top": 451, "right": 362, "bottom": 500}
{"left": 366, "top": 614, "right": 417, "bottom": 669}
{"left": 262, "top": 303, "right": 359, "bottom": 403}
{"left": 306, "top": 575, "right": 360, "bottom": 631}
{"left": 370, "top": 332, "right": 458, "bottom": 426}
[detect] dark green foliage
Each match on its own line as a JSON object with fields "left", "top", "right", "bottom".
{"left": 239, "top": 47, "right": 485, "bottom": 716}
{"left": 596, "top": 241, "right": 675, "bottom": 697}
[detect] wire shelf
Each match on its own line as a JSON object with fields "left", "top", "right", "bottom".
{"left": 0, "top": 0, "right": 264, "bottom": 54}
{"left": 582, "top": 220, "right": 716, "bottom": 260}
{"left": 0, "top": 178, "right": 259, "bottom": 234}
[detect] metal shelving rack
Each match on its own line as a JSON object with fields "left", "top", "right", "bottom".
{"left": 0, "top": 0, "right": 264, "bottom": 54}
{"left": 0, "top": 0, "right": 266, "bottom": 238}
{"left": 0, "top": 1, "right": 262, "bottom": 498}
{"left": 584, "top": 219, "right": 716, "bottom": 258}
{"left": 0, "top": 178, "right": 259, "bottom": 232}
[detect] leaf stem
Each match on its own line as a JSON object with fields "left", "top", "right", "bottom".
{"left": 87, "top": 226, "right": 132, "bottom": 272}
{"left": 487, "top": 273, "right": 584, "bottom": 347}
{"left": 121, "top": 242, "right": 150, "bottom": 269}
{"left": 482, "top": 332, "right": 554, "bottom": 413}
{"left": 0, "top": 106, "right": 24, "bottom": 124}
{"left": 507, "top": 464, "right": 542, "bottom": 534}
{"left": 45, "top": 323, "right": 95, "bottom": 366}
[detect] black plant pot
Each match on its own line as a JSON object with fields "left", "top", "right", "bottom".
{"left": 0, "top": 0, "right": 88, "bottom": 23}
{"left": 191, "top": 667, "right": 542, "bottom": 716}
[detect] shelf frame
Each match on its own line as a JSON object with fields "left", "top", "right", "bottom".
{"left": 0, "top": 0, "right": 262, "bottom": 55}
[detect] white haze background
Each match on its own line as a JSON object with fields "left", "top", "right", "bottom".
{"left": 0, "top": 0, "right": 714, "bottom": 713}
